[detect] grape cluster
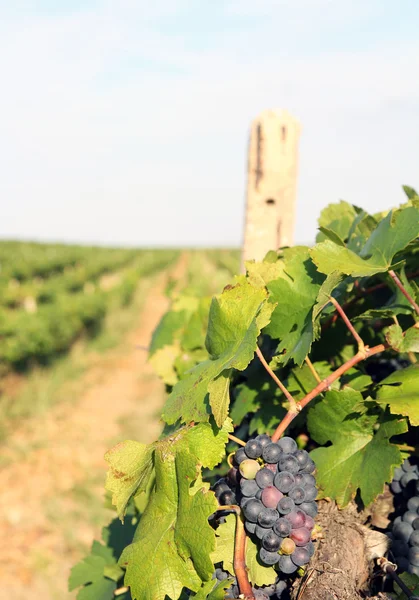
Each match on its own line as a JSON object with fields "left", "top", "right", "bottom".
{"left": 214, "top": 566, "right": 288, "bottom": 599}
{"left": 389, "top": 458, "right": 419, "bottom": 576}
{"left": 235, "top": 434, "right": 318, "bottom": 575}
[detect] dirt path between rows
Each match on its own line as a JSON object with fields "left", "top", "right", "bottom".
{"left": 0, "top": 255, "right": 188, "bottom": 599}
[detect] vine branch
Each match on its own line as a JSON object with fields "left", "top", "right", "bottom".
{"left": 215, "top": 505, "right": 255, "bottom": 600}
{"left": 329, "top": 296, "right": 364, "bottom": 350}
{"left": 228, "top": 434, "right": 246, "bottom": 447}
{"left": 255, "top": 346, "right": 298, "bottom": 413}
{"left": 271, "top": 343, "right": 386, "bottom": 442}
{"left": 389, "top": 269, "right": 419, "bottom": 317}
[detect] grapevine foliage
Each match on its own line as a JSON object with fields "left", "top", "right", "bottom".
{"left": 71, "top": 188, "right": 419, "bottom": 599}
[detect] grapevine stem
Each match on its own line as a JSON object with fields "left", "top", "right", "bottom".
{"left": 389, "top": 269, "right": 419, "bottom": 317}
{"left": 329, "top": 296, "right": 365, "bottom": 351}
{"left": 228, "top": 434, "right": 246, "bottom": 447}
{"left": 271, "top": 343, "right": 387, "bottom": 442}
{"left": 304, "top": 356, "right": 322, "bottom": 383}
{"left": 232, "top": 509, "right": 255, "bottom": 600}
{"left": 255, "top": 346, "right": 297, "bottom": 412}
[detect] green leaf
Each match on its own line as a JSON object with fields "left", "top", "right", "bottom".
{"left": 103, "top": 564, "right": 124, "bottom": 582}
{"left": 230, "top": 382, "right": 262, "bottom": 426}
{"left": 312, "top": 271, "right": 345, "bottom": 324}
{"left": 69, "top": 542, "right": 118, "bottom": 600}
{"left": 105, "top": 440, "right": 155, "bottom": 520}
{"left": 394, "top": 572, "right": 419, "bottom": 599}
{"left": 149, "top": 344, "right": 180, "bottom": 386}
{"left": 207, "top": 370, "right": 233, "bottom": 428}
{"left": 265, "top": 247, "right": 324, "bottom": 365}
{"left": 149, "top": 309, "right": 191, "bottom": 356}
{"left": 403, "top": 185, "right": 419, "bottom": 200}
{"left": 211, "top": 514, "right": 276, "bottom": 586}
{"left": 121, "top": 439, "right": 218, "bottom": 600}
{"left": 318, "top": 226, "right": 345, "bottom": 246}
{"left": 192, "top": 579, "right": 233, "bottom": 599}
{"left": 376, "top": 364, "right": 419, "bottom": 426}
{"left": 308, "top": 389, "right": 407, "bottom": 506}
{"left": 162, "top": 280, "right": 274, "bottom": 426}
{"left": 386, "top": 324, "right": 419, "bottom": 353}
{"left": 245, "top": 259, "right": 285, "bottom": 288}
{"left": 316, "top": 200, "right": 357, "bottom": 243}
{"left": 310, "top": 207, "right": 419, "bottom": 277}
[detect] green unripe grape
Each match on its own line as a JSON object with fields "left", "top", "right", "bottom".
{"left": 280, "top": 538, "right": 296, "bottom": 555}
{"left": 239, "top": 459, "right": 261, "bottom": 480}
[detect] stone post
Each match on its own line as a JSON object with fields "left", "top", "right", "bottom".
{"left": 241, "top": 109, "right": 301, "bottom": 270}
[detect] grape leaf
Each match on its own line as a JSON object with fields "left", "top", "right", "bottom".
{"left": 386, "top": 324, "right": 419, "bottom": 353}
{"left": 245, "top": 259, "right": 285, "bottom": 288}
{"left": 149, "top": 344, "right": 180, "bottom": 386}
{"left": 316, "top": 201, "right": 357, "bottom": 243}
{"left": 149, "top": 309, "right": 191, "bottom": 355}
{"left": 310, "top": 207, "right": 419, "bottom": 277}
{"left": 375, "top": 364, "right": 419, "bottom": 426}
{"left": 312, "top": 271, "right": 345, "bottom": 324}
{"left": 192, "top": 579, "right": 232, "bottom": 599}
{"left": 121, "top": 443, "right": 218, "bottom": 600}
{"left": 69, "top": 541, "right": 118, "bottom": 600}
{"left": 308, "top": 388, "right": 407, "bottom": 506}
{"left": 211, "top": 514, "right": 276, "bottom": 586}
{"left": 394, "top": 572, "right": 419, "bottom": 599}
{"left": 162, "top": 280, "right": 274, "bottom": 426}
{"left": 182, "top": 298, "right": 211, "bottom": 352}
{"left": 265, "top": 247, "right": 324, "bottom": 366}
{"left": 105, "top": 440, "right": 155, "bottom": 520}
{"left": 317, "top": 226, "right": 345, "bottom": 246}
{"left": 403, "top": 185, "right": 419, "bottom": 200}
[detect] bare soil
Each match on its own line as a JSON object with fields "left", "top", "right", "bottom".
{"left": 0, "top": 256, "right": 187, "bottom": 599}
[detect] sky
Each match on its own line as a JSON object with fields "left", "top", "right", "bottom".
{"left": 0, "top": 1, "right": 418, "bottom": 248}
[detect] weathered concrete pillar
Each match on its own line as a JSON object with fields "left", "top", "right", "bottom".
{"left": 241, "top": 109, "right": 301, "bottom": 270}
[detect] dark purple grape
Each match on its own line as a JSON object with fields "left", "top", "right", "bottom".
{"left": 289, "top": 486, "right": 306, "bottom": 504}
{"left": 304, "top": 515, "right": 315, "bottom": 531}
{"left": 265, "top": 463, "right": 278, "bottom": 474}
{"left": 291, "top": 546, "right": 310, "bottom": 566}
{"left": 243, "top": 499, "right": 263, "bottom": 523}
{"left": 274, "top": 471, "right": 295, "bottom": 493}
{"left": 226, "top": 468, "right": 239, "bottom": 488}
{"left": 396, "top": 556, "right": 409, "bottom": 572}
{"left": 262, "top": 530, "right": 282, "bottom": 552}
{"left": 393, "top": 521, "right": 413, "bottom": 542}
{"left": 278, "top": 455, "right": 300, "bottom": 475}
{"left": 285, "top": 510, "right": 306, "bottom": 529}
{"left": 294, "top": 473, "right": 305, "bottom": 487}
{"left": 294, "top": 449, "right": 310, "bottom": 468}
{"left": 261, "top": 486, "right": 283, "bottom": 508}
{"left": 277, "top": 496, "right": 295, "bottom": 515}
{"left": 410, "top": 531, "right": 419, "bottom": 547}
{"left": 273, "top": 517, "right": 292, "bottom": 537}
{"left": 302, "top": 474, "right": 316, "bottom": 487}
{"left": 401, "top": 472, "right": 419, "bottom": 487}
{"left": 303, "top": 486, "right": 318, "bottom": 502}
{"left": 259, "top": 547, "right": 280, "bottom": 565}
{"left": 215, "top": 567, "right": 228, "bottom": 580}
{"left": 300, "top": 458, "right": 316, "bottom": 474}
{"left": 256, "top": 434, "right": 272, "bottom": 448}
{"left": 299, "top": 501, "right": 318, "bottom": 518}
{"left": 407, "top": 496, "right": 419, "bottom": 512}
{"left": 255, "top": 468, "right": 275, "bottom": 489}
{"left": 403, "top": 511, "right": 419, "bottom": 525}
{"left": 256, "top": 524, "right": 268, "bottom": 539}
{"left": 245, "top": 439, "right": 263, "bottom": 459}
{"left": 391, "top": 481, "right": 402, "bottom": 494}
{"left": 392, "top": 539, "right": 408, "bottom": 557}
{"left": 234, "top": 447, "right": 247, "bottom": 465}
{"left": 290, "top": 527, "right": 311, "bottom": 546}
{"left": 219, "top": 490, "right": 237, "bottom": 505}
{"left": 402, "top": 459, "right": 417, "bottom": 472}
{"left": 277, "top": 436, "right": 298, "bottom": 454}
{"left": 240, "top": 479, "right": 259, "bottom": 497}
{"left": 277, "top": 554, "right": 298, "bottom": 574}
{"left": 213, "top": 479, "right": 230, "bottom": 499}
{"left": 409, "top": 546, "right": 419, "bottom": 566}
{"left": 262, "top": 443, "right": 282, "bottom": 464}
{"left": 413, "top": 518, "right": 419, "bottom": 530}
{"left": 409, "top": 564, "right": 419, "bottom": 576}
{"left": 245, "top": 521, "right": 257, "bottom": 535}
{"left": 258, "top": 508, "right": 280, "bottom": 528}
{"left": 275, "top": 580, "right": 288, "bottom": 596}
{"left": 255, "top": 489, "right": 263, "bottom": 500}
{"left": 393, "top": 467, "right": 403, "bottom": 481}
{"left": 306, "top": 541, "right": 315, "bottom": 557}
